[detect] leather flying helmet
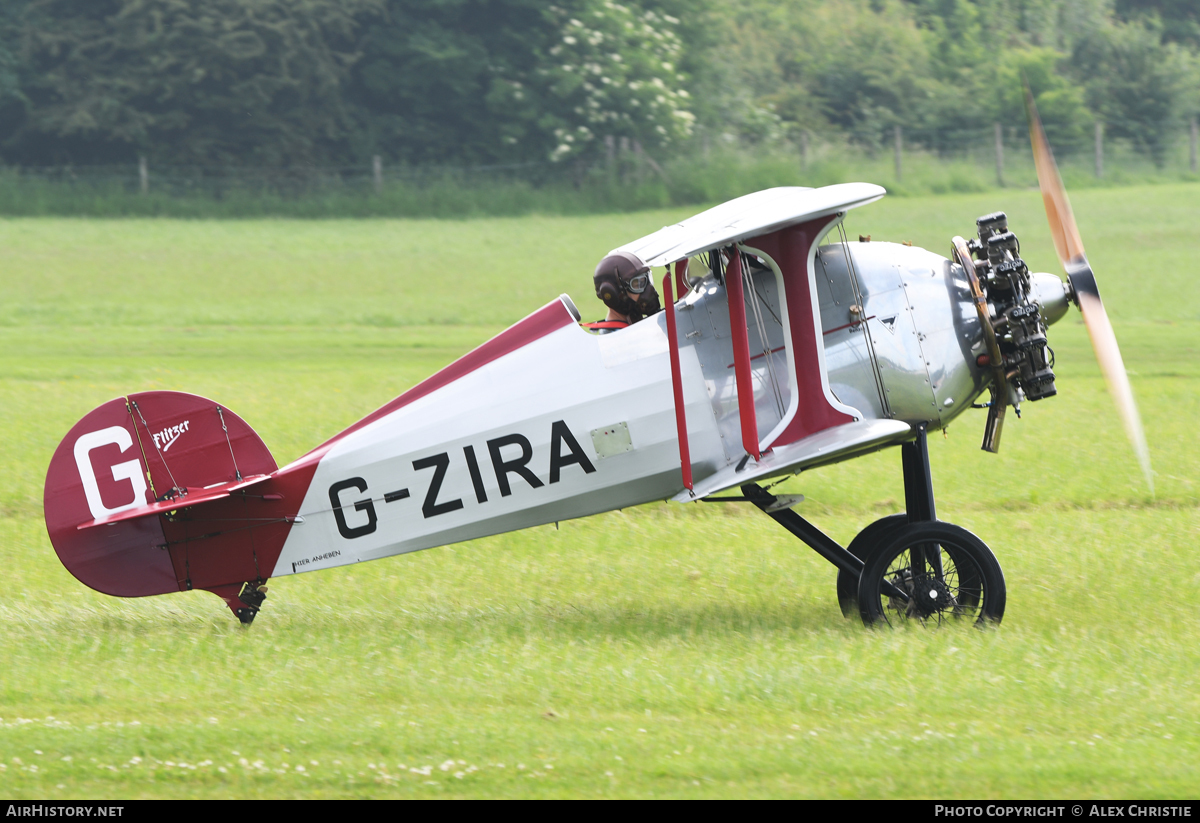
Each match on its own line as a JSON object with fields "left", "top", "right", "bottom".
{"left": 593, "top": 251, "right": 660, "bottom": 322}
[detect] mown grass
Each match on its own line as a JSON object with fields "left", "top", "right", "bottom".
{"left": 0, "top": 185, "right": 1197, "bottom": 797}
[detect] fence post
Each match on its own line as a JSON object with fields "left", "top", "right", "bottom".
{"left": 619, "top": 136, "right": 630, "bottom": 184}
{"left": 1191, "top": 118, "right": 1197, "bottom": 174}
{"left": 800, "top": 129, "right": 810, "bottom": 172}
{"left": 994, "top": 122, "right": 1004, "bottom": 187}
{"left": 605, "top": 135, "right": 615, "bottom": 178}
{"left": 1094, "top": 122, "right": 1104, "bottom": 179}
{"left": 138, "top": 156, "right": 149, "bottom": 195}
{"left": 373, "top": 155, "right": 383, "bottom": 194}
{"left": 894, "top": 125, "right": 903, "bottom": 183}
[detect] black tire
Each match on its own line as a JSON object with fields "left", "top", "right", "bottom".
{"left": 836, "top": 514, "right": 909, "bottom": 618}
{"left": 857, "top": 521, "right": 1005, "bottom": 627}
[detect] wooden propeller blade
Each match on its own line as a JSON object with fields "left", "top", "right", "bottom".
{"left": 1024, "top": 84, "right": 1086, "bottom": 267}
{"left": 1025, "top": 84, "right": 1154, "bottom": 493}
{"left": 1069, "top": 263, "right": 1155, "bottom": 495}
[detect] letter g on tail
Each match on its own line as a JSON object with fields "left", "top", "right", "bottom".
{"left": 73, "top": 426, "right": 148, "bottom": 520}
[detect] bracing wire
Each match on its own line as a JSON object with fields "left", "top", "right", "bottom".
{"left": 741, "top": 249, "right": 787, "bottom": 420}
{"left": 130, "top": 399, "right": 183, "bottom": 497}
{"left": 836, "top": 222, "right": 891, "bottom": 418}
{"left": 216, "top": 406, "right": 243, "bottom": 481}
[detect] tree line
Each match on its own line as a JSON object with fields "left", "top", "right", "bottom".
{"left": 0, "top": 0, "right": 1196, "bottom": 171}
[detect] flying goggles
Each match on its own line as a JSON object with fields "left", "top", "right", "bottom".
{"left": 620, "top": 272, "right": 651, "bottom": 294}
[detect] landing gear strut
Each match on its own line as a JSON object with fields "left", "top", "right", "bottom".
{"left": 745, "top": 425, "right": 1006, "bottom": 626}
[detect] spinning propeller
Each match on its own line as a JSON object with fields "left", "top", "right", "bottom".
{"left": 1024, "top": 86, "right": 1154, "bottom": 494}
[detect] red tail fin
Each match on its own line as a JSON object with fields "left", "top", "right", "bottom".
{"left": 44, "top": 391, "right": 277, "bottom": 599}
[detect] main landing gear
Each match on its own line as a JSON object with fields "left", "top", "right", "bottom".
{"left": 742, "top": 425, "right": 1006, "bottom": 627}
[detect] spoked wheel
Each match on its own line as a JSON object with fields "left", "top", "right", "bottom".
{"left": 836, "top": 513, "right": 908, "bottom": 617}
{"left": 857, "top": 521, "right": 1006, "bottom": 627}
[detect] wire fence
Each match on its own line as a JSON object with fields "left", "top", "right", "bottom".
{"left": 801, "top": 117, "right": 1200, "bottom": 185}
{"left": 3, "top": 159, "right": 565, "bottom": 197}
{"left": 2, "top": 118, "right": 1197, "bottom": 217}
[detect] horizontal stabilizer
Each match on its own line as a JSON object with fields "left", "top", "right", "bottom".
{"left": 674, "top": 418, "right": 912, "bottom": 501}
{"left": 76, "top": 474, "right": 272, "bottom": 529}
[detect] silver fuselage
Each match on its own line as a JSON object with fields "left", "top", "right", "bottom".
{"left": 268, "top": 241, "right": 1070, "bottom": 574}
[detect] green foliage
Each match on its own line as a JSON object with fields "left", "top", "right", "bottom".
{"left": 724, "top": 0, "right": 949, "bottom": 148}
{"left": 0, "top": 2, "right": 21, "bottom": 100}
{"left": 0, "top": 0, "right": 1198, "bottom": 176}
{"left": 538, "top": 1, "right": 694, "bottom": 161}
{"left": 721, "top": 0, "right": 1198, "bottom": 163}
{"left": 14, "top": 0, "right": 371, "bottom": 166}
{"left": 351, "top": 0, "right": 699, "bottom": 165}
{"left": 1115, "top": 0, "right": 1200, "bottom": 48}
{"left": 0, "top": 0, "right": 28, "bottom": 152}
{"left": 807, "top": 0, "right": 938, "bottom": 137}
{"left": 1072, "top": 17, "right": 1196, "bottom": 166}
{"left": 995, "top": 47, "right": 1092, "bottom": 154}
{"left": 349, "top": 0, "right": 555, "bottom": 164}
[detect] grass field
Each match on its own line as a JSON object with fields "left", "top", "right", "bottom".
{"left": 1, "top": 185, "right": 1198, "bottom": 798}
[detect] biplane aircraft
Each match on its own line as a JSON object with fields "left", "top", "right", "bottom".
{"left": 43, "top": 99, "right": 1150, "bottom": 627}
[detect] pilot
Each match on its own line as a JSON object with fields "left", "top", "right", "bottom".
{"left": 582, "top": 251, "right": 662, "bottom": 334}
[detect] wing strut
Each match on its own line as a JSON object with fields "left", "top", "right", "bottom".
{"left": 724, "top": 248, "right": 761, "bottom": 461}
{"left": 662, "top": 264, "right": 693, "bottom": 493}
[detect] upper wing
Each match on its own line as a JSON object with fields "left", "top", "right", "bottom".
{"left": 614, "top": 183, "right": 886, "bottom": 267}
